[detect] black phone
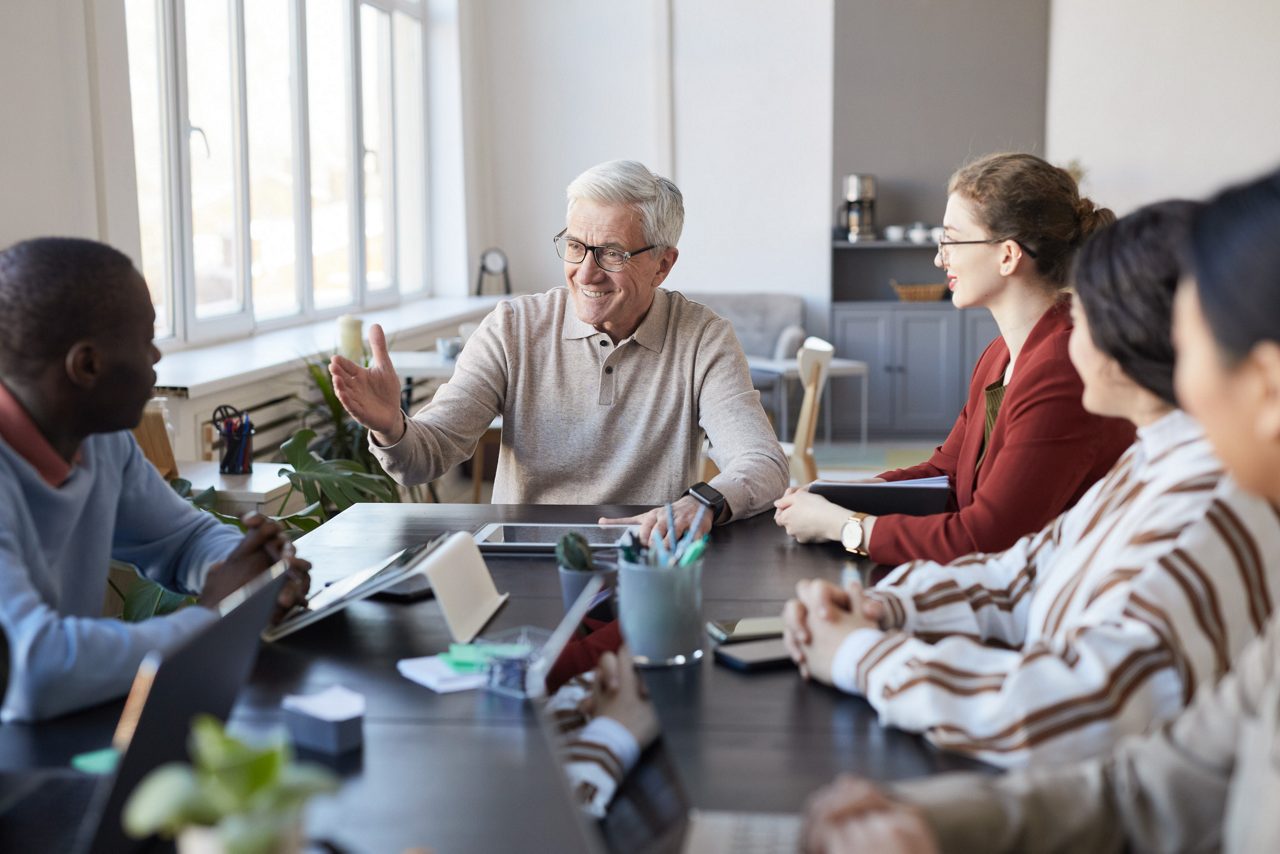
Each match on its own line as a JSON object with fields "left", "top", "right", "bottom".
{"left": 713, "top": 638, "right": 793, "bottom": 672}
{"left": 705, "top": 616, "right": 785, "bottom": 644}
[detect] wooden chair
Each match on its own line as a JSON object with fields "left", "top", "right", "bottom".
{"left": 778, "top": 337, "right": 834, "bottom": 485}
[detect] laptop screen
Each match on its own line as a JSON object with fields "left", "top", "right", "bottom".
{"left": 529, "top": 583, "right": 693, "bottom": 854}
{"left": 83, "top": 565, "right": 289, "bottom": 854}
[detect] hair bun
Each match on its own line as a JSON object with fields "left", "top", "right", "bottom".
{"left": 1077, "top": 196, "right": 1117, "bottom": 238}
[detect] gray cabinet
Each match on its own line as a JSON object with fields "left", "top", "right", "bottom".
{"left": 832, "top": 302, "right": 994, "bottom": 438}
{"left": 830, "top": 307, "right": 892, "bottom": 431}
{"left": 893, "top": 308, "right": 961, "bottom": 432}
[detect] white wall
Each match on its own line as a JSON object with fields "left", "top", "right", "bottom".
{"left": 461, "top": 0, "right": 669, "bottom": 294}
{"left": 460, "top": 1, "right": 835, "bottom": 334}
{"left": 670, "top": 1, "right": 834, "bottom": 335}
{"left": 0, "top": 0, "right": 100, "bottom": 246}
{"left": 1047, "top": 0, "right": 1280, "bottom": 214}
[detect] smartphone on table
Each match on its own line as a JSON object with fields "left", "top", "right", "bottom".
{"left": 713, "top": 638, "right": 793, "bottom": 672}
{"left": 705, "top": 616, "right": 785, "bottom": 644}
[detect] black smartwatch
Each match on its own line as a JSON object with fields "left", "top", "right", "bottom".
{"left": 686, "top": 481, "right": 728, "bottom": 524}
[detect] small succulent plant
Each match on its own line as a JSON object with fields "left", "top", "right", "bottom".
{"left": 555, "top": 532, "right": 597, "bottom": 572}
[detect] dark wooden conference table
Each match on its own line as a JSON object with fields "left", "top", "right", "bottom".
{"left": 0, "top": 504, "right": 991, "bottom": 852}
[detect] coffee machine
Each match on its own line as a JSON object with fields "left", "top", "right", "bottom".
{"left": 842, "top": 174, "right": 877, "bottom": 242}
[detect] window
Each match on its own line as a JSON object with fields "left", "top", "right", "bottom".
{"left": 123, "top": 0, "right": 431, "bottom": 344}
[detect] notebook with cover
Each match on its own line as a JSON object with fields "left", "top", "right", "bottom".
{"left": 809, "top": 475, "right": 951, "bottom": 516}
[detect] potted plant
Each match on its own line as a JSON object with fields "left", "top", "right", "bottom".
{"left": 555, "top": 532, "right": 616, "bottom": 613}
{"left": 123, "top": 715, "right": 337, "bottom": 854}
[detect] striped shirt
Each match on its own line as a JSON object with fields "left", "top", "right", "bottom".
{"left": 831, "top": 409, "right": 1280, "bottom": 767}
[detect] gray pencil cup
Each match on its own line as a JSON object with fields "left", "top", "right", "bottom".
{"left": 618, "top": 556, "right": 704, "bottom": 667}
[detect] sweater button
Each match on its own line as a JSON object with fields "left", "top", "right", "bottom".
{"left": 604, "top": 366, "right": 613, "bottom": 375}
{"left": 599, "top": 339, "right": 610, "bottom": 346}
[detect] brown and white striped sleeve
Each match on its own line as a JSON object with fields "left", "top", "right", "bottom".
{"left": 851, "top": 489, "right": 1280, "bottom": 769}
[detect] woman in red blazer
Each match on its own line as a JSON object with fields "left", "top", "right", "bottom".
{"left": 775, "top": 153, "right": 1135, "bottom": 565}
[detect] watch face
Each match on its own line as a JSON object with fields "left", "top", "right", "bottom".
{"left": 689, "top": 482, "right": 724, "bottom": 507}
{"left": 841, "top": 519, "right": 862, "bottom": 552}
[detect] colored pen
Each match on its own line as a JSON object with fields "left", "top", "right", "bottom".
{"left": 678, "top": 535, "right": 708, "bottom": 567}
{"left": 665, "top": 503, "right": 678, "bottom": 554}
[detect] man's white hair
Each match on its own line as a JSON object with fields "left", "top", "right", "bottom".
{"left": 566, "top": 160, "right": 684, "bottom": 251}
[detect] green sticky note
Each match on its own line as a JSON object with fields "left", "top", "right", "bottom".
{"left": 443, "top": 644, "right": 487, "bottom": 673}
{"left": 71, "top": 746, "right": 120, "bottom": 775}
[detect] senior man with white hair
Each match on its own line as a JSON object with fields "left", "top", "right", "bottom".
{"left": 330, "top": 160, "right": 788, "bottom": 539}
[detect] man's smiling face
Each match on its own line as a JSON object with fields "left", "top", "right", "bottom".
{"left": 562, "top": 199, "right": 675, "bottom": 341}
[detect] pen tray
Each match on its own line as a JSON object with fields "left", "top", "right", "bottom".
{"left": 476, "top": 626, "right": 552, "bottom": 699}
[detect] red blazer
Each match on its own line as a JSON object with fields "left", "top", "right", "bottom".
{"left": 868, "top": 301, "right": 1135, "bottom": 565}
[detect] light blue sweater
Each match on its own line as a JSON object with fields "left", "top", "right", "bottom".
{"left": 0, "top": 430, "right": 242, "bottom": 722}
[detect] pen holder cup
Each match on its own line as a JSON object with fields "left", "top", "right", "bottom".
{"left": 219, "top": 428, "right": 254, "bottom": 475}
{"left": 557, "top": 559, "right": 618, "bottom": 615}
{"left": 618, "top": 557, "right": 704, "bottom": 667}
{"left": 477, "top": 626, "right": 552, "bottom": 699}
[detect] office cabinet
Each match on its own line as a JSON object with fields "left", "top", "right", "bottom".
{"left": 832, "top": 302, "right": 993, "bottom": 438}
{"left": 830, "top": 308, "right": 893, "bottom": 432}
{"left": 893, "top": 308, "right": 961, "bottom": 432}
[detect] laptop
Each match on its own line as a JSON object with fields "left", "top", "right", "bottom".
{"left": 0, "top": 564, "right": 288, "bottom": 854}
{"left": 530, "top": 586, "right": 804, "bottom": 854}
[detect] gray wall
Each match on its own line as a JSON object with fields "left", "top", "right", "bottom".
{"left": 832, "top": 0, "right": 1050, "bottom": 229}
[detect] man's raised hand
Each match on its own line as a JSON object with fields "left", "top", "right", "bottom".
{"left": 329, "top": 322, "right": 405, "bottom": 443}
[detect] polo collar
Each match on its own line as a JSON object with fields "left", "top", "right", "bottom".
{"left": 0, "top": 381, "right": 74, "bottom": 487}
{"left": 560, "top": 287, "right": 670, "bottom": 353}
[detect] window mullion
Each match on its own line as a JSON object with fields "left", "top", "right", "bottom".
{"left": 347, "top": 0, "right": 367, "bottom": 308}
{"left": 418, "top": 11, "right": 432, "bottom": 297}
{"left": 231, "top": 0, "right": 254, "bottom": 326}
{"left": 151, "top": 0, "right": 184, "bottom": 339}
{"left": 384, "top": 17, "right": 399, "bottom": 299}
{"left": 291, "top": 0, "right": 314, "bottom": 320}
{"left": 172, "top": 0, "right": 199, "bottom": 343}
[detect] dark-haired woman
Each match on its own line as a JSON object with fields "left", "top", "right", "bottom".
{"left": 799, "top": 170, "right": 1280, "bottom": 853}
{"left": 776, "top": 153, "right": 1137, "bottom": 565}
{"left": 781, "top": 199, "right": 1280, "bottom": 769}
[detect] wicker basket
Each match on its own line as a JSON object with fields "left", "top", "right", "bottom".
{"left": 891, "top": 280, "right": 949, "bottom": 302}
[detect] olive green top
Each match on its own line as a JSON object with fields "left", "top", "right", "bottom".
{"left": 975, "top": 378, "right": 1006, "bottom": 472}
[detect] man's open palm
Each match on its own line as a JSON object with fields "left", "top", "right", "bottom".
{"left": 329, "top": 323, "right": 404, "bottom": 439}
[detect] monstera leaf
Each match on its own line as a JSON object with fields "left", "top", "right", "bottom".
{"left": 279, "top": 429, "right": 398, "bottom": 519}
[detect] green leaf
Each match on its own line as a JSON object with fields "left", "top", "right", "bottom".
{"left": 121, "top": 578, "right": 196, "bottom": 622}
{"left": 189, "top": 486, "right": 219, "bottom": 510}
{"left": 122, "top": 763, "right": 211, "bottom": 838}
{"left": 126, "top": 716, "right": 335, "bottom": 846}
{"left": 279, "top": 430, "right": 398, "bottom": 515}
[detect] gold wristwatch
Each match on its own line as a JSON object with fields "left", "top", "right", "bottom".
{"left": 840, "top": 512, "right": 871, "bottom": 558}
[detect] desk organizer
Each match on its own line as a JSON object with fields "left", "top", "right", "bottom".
{"left": 477, "top": 626, "right": 552, "bottom": 699}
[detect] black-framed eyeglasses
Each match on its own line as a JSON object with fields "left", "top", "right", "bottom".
{"left": 553, "top": 229, "right": 655, "bottom": 273}
{"left": 937, "top": 236, "right": 1038, "bottom": 259}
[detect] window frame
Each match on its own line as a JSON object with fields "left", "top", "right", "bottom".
{"left": 126, "top": 0, "right": 432, "bottom": 350}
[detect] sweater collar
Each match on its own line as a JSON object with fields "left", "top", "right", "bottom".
{"left": 0, "top": 381, "right": 74, "bottom": 487}
{"left": 560, "top": 287, "right": 670, "bottom": 352}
